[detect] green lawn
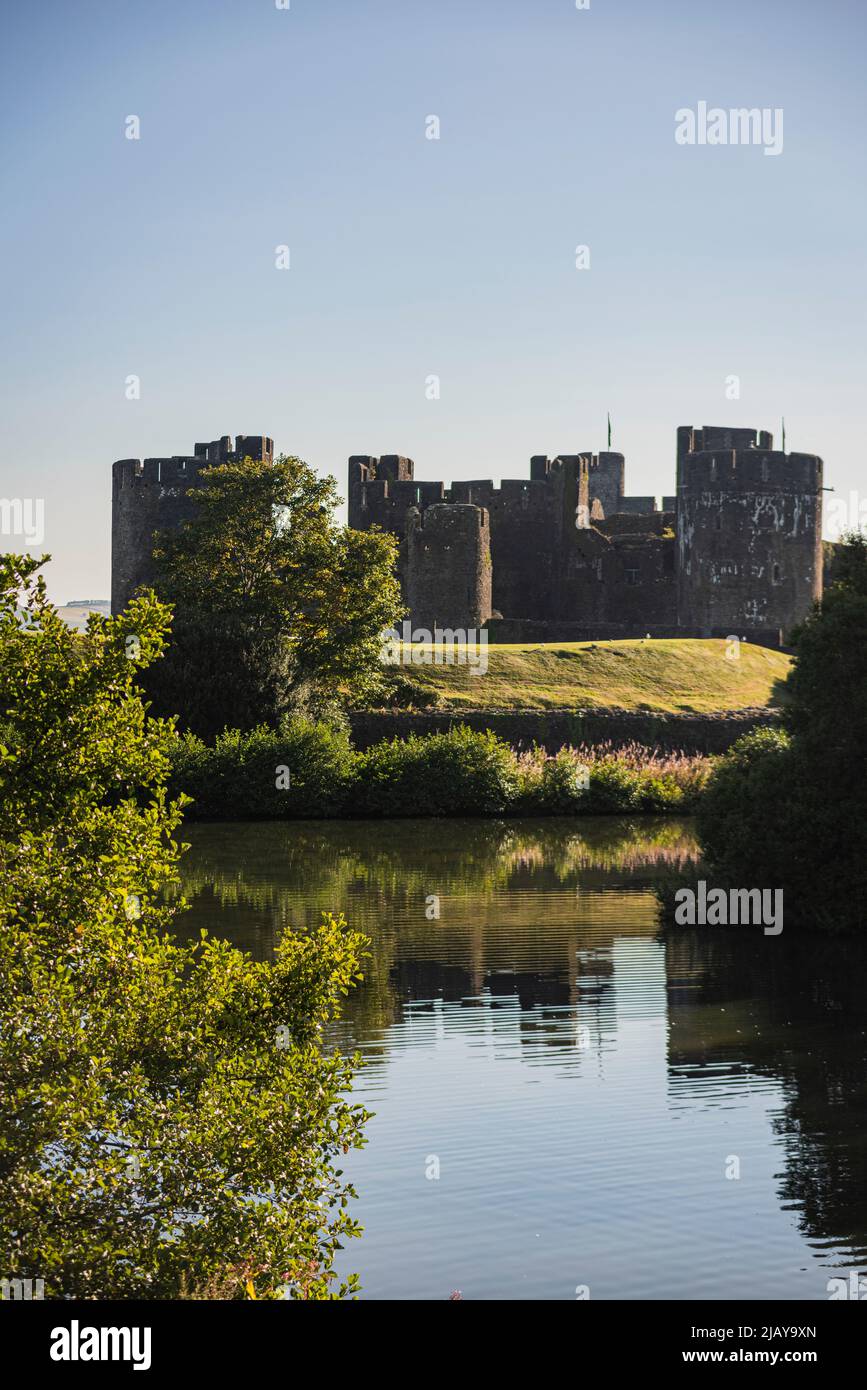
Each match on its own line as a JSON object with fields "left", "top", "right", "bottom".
{"left": 393, "top": 638, "right": 791, "bottom": 713}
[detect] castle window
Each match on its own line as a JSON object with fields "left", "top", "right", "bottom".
{"left": 596, "top": 558, "right": 603, "bottom": 580}
{"left": 710, "top": 458, "right": 717, "bottom": 479}
{"left": 361, "top": 486, "right": 368, "bottom": 509}
{"left": 714, "top": 513, "right": 722, "bottom": 530}
{"left": 772, "top": 562, "right": 781, "bottom": 583}
{"left": 626, "top": 567, "right": 640, "bottom": 586}
{"left": 761, "top": 459, "right": 770, "bottom": 481}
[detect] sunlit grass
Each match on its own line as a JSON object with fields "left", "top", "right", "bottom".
{"left": 391, "top": 638, "right": 790, "bottom": 713}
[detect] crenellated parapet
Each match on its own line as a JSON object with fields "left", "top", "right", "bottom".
{"left": 676, "top": 426, "right": 823, "bottom": 634}
{"left": 345, "top": 425, "right": 825, "bottom": 640}
{"left": 111, "top": 434, "right": 273, "bottom": 613}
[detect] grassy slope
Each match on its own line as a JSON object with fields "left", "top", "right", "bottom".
{"left": 397, "top": 638, "right": 791, "bottom": 713}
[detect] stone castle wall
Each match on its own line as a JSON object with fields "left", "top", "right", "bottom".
{"left": 405, "top": 504, "right": 492, "bottom": 629}
{"left": 111, "top": 435, "right": 272, "bottom": 613}
{"left": 111, "top": 425, "right": 824, "bottom": 646}
{"left": 347, "top": 426, "right": 823, "bottom": 641}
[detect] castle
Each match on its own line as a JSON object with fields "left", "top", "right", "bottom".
{"left": 111, "top": 434, "right": 274, "bottom": 614}
{"left": 112, "top": 425, "right": 824, "bottom": 644}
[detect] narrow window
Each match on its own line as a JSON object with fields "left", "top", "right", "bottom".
{"left": 626, "top": 567, "right": 639, "bottom": 587}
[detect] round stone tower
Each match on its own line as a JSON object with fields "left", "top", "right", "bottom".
{"left": 111, "top": 435, "right": 273, "bottom": 613}
{"left": 405, "top": 503, "right": 492, "bottom": 631}
{"left": 675, "top": 425, "right": 823, "bottom": 637}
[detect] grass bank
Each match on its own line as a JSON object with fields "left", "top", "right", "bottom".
{"left": 389, "top": 638, "right": 790, "bottom": 712}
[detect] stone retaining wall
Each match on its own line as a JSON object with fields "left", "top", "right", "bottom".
{"left": 349, "top": 707, "right": 781, "bottom": 755}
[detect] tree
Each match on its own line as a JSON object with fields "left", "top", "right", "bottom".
{"left": 698, "top": 532, "right": 867, "bottom": 931}
{"left": 144, "top": 454, "right": 403, "bottom": 737}
{"left": 0, "top": 555, "right": 369, "bottom": 1298}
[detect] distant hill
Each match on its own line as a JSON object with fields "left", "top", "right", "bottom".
{"left": 57, "top": 601, "right": 111, "bottom": 632}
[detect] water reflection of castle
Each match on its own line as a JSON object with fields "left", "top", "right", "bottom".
{"left": 180, "top": 817, "right": 867, "bottom": 1270}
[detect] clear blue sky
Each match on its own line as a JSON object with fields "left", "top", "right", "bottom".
{"left": 1, "top": 0, "right": 865, "bottom": 600}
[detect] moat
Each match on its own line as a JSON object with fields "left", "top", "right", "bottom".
{"left": 177, "top": 817, "right": 867, "bottom": 1301}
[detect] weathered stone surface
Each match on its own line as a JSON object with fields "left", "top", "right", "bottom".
{"left": 111, "top": 425, "right": 824, "bottom": 648}
{"left": 111, "top": 435, "right": 273, "bottom": 613}
{"left": 348, "top": 426, "right": 823, "bottom": 642}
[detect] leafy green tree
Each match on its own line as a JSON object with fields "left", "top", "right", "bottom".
{"left": 0, "top": 555, "right": 369, "bottom": 1298}
{"left": 144, "top": 454, "right": 402, "bottom": 736}
{"left": 698, "top": 533, "right": 867, "bottom": 931}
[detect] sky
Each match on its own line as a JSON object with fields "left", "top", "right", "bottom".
{"left": 1, "top": 0, "right": 865, "bottom": 601}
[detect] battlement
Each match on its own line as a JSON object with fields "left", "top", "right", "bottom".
{"left": 111, "top": 422, "right": 826, "bottom": 645}
{"left": 114, "top": 435, "right": 274, "bottom": 490}
{"left": 111, "top": 432, "right": 273, "bottom": 613}
{"left": 677, "top": 424, "right": 774, "bottom": 464}
{"left": 112, "top": 455, "right": 211, "bottom": 489}
{"left": 194, "top": 435, "right": 274, "bottom": 464}
{"left": 676, "top": 427, "right": 823, "bottom": 636}
{"left": 348, "top": 454, "right": 414, "bottom": 485}
{"left": 408, "top": 502, "right": 489, "bottom": 537}
{"left": 680, "top": 448, "right": 823, "bottom": 493}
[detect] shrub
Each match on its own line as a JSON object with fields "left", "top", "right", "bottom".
{"left": 169, "top": 719, "right": 355, "bottom": 819}
{"left": 699, "top": 534, "right": 867, "bottom": 930}
{"left": 0, "top": 557, "right": 368, "bottom": 1298}
{"left": 514, "top": 742, "right": 706, "bottom": 817}
{"left": 349, "top": 726, "right": 518, "bottom": 817}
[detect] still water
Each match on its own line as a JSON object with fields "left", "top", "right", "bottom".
{"left": 178, "top": 817, "right": 867, "bottom": 1301}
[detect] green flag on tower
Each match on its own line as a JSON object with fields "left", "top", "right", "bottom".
{"left": 607, "top": 412, "right": 612, "bottom": 449}
{"left": 781, "top": 417, "right": 786, "bottom": 453}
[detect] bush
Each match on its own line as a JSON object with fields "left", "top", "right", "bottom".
{"left": 514, "top": 742, "right": 707, "bottom": 817}
{"left": 697, "top": 728, "right": 796, "bottom": 878}
{"left": 0, "top": 558, "right": 368, "bottom": 1299}
{"left": 699, "top": 534, "right": 867, "bottom": 931}
{"left": 168, "top": 725, "right": 711, "bottom": 822}
{"left": 169, "top": 719, "right": 355, "bottom": 819}
{"left": 349, "top": 726, "right": 518, "bottom": 817}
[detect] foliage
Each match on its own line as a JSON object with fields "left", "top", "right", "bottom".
{"left": 699, "top": 533, "right": 867, "bottom": 931}
{"left": 142, "top": 453, "right": 403, "bottom": 738}
{"left": 0, "top": 555, "right": 368, "bottom": 1298}
{"left": 168, "top": 718, "right": 708, "bottom": 821}
{"left": 349, "top": 726, "right": 519, "bottom": 817}
{"left": 170, "top": 720, "right": 356, "bottom": 820}
{"left": 514, "top": 742, "right": 709, "bottom": 816}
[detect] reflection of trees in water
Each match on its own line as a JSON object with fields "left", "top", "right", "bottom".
{"left": 666, "top": 929, "right": 867, "bottom": 1267}
{"left": 170, "top": 815, "right": 867, "bottom": 1268}
{"left": 175, "top": 817, "right": 700, "bottom": 910}
{"left": 173, "top": 816, "right": 698, "bottom": 1042}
